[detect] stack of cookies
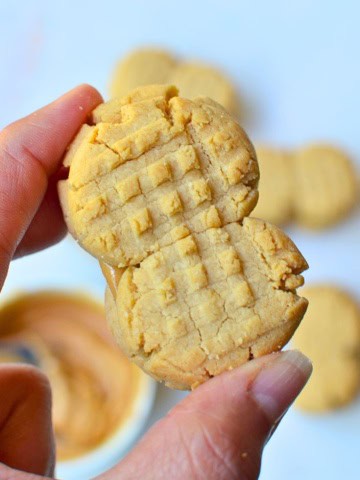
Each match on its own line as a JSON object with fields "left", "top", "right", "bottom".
{"left": 58, "top": 85, "right": 308, "bottom": 390}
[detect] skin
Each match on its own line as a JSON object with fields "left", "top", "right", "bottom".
{"left": 0, "top": 85, "right": 312, "bottom": 480}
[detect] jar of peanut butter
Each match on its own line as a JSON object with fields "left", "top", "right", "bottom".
{"left": 0, "top": 291, "right": 156, "bottom": 479}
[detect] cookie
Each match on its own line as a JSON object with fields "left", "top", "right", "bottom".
{"left": 293, "top": 285, "right": 360, "bottom": 412}
{"left": 252, "top": 146, "right": 294, "bottom": 225}
{"left": 59, "top": 85, "right": 308, "bottom": 390}
{"left": 110, "top": 48, "right": 177, "bottom": 98}
{"left": 292, "top": 144, "right": 358, "bottom": 228}
{"left": 169, "top": 62, "right": 238, "bottom": 115}
{"left": 105, "top": 218, "right": 308, "bottom": 390}
{"left": 59, "top": 84, "right": 259, "bottom": 267}
{"left": 109, "top": 48, "right": 239, "bottom": 115}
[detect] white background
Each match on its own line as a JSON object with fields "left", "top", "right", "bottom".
{"left": 1, "top": 1, "right": 359, "bottom": 479}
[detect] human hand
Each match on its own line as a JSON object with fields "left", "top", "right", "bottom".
{"left": 0, "top": 86, "right": 312, "bottom": 480}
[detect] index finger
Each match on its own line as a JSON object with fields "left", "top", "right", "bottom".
{"left": 0, "top": 84, "right": 103, "bottom": 287}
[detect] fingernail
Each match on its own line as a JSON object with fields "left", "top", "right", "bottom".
{"left": 250, "top": 350, "right": 312, "bottom": 424}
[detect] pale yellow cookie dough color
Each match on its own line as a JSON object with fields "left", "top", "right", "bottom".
{"left": 169, "top": 62, "right": 238, "bottom": 115}
{"left": 59, "top": 85, "right": 308, "bottom": 390}
{"left": 293, "top": 285, "right": 360, "bottom": 412}
{"left": 110, "top": 48, "right": 177, "bottom": 98}
{"left": 252, "top": 146, "right": 294, "bottom": 225}
{"left": 292, "top": 144, "right": 358, "bottom": 228}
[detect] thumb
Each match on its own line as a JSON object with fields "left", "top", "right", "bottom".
{"left": 100, "top": 350, "right": 312, "bottom": 480}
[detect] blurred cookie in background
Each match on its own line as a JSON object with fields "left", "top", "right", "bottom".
{"left": 292, "top": 144, "right": 358, "bottom": 229}
{"left": 252, "top": 143, "right": 358, "bottom": 228}
{"left": 168, "top": 62, "right": 238, "bottom": 115}
{"left": 109, "top": 47, "right": 240, "bottom": 115}
{"left": 252, "top": 146, "right": 293, "bottom": 225}
{"left": 293, "top": 285, "right": 360, "bottom": 412}
{"left": 110, "top": 48, "right": 177, "bottom": 98}
{"left": 0, "top": 291, "right": 155, "bottom": 462}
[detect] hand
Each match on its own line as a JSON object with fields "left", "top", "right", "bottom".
{"left": 0, "top": 86, "right": 312, "bottom": 480}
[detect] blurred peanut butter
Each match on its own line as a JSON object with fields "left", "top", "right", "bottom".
{"left": 0, "top": 291, "right": 143, "bottom": 460}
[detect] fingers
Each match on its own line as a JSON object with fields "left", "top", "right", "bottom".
{"left": 0, "top": 84, "right": 102, "bottom": 285}
{"left": 99, "top": 351, "right": 312, "bottom": 480}
{"left": 0, "top": 365, "right": 55, "bottom": 476}
{"left": 14, "top": 176, "right": 66, "bottom": 258}
{"left": 0, "top": 464, "right": 50, "bottom": 480}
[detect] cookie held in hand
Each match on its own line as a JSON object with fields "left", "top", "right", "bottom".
{"left": 59, "top": 85, "right": 308, "bottom": 389}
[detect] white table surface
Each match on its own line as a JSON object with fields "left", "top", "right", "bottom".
{"left": 1, "top": 1, "right": 359, "bottom": 479}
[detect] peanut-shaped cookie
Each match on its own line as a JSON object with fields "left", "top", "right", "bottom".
{"left": 59, "top": 85, "right": 308, "bottom": 389}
